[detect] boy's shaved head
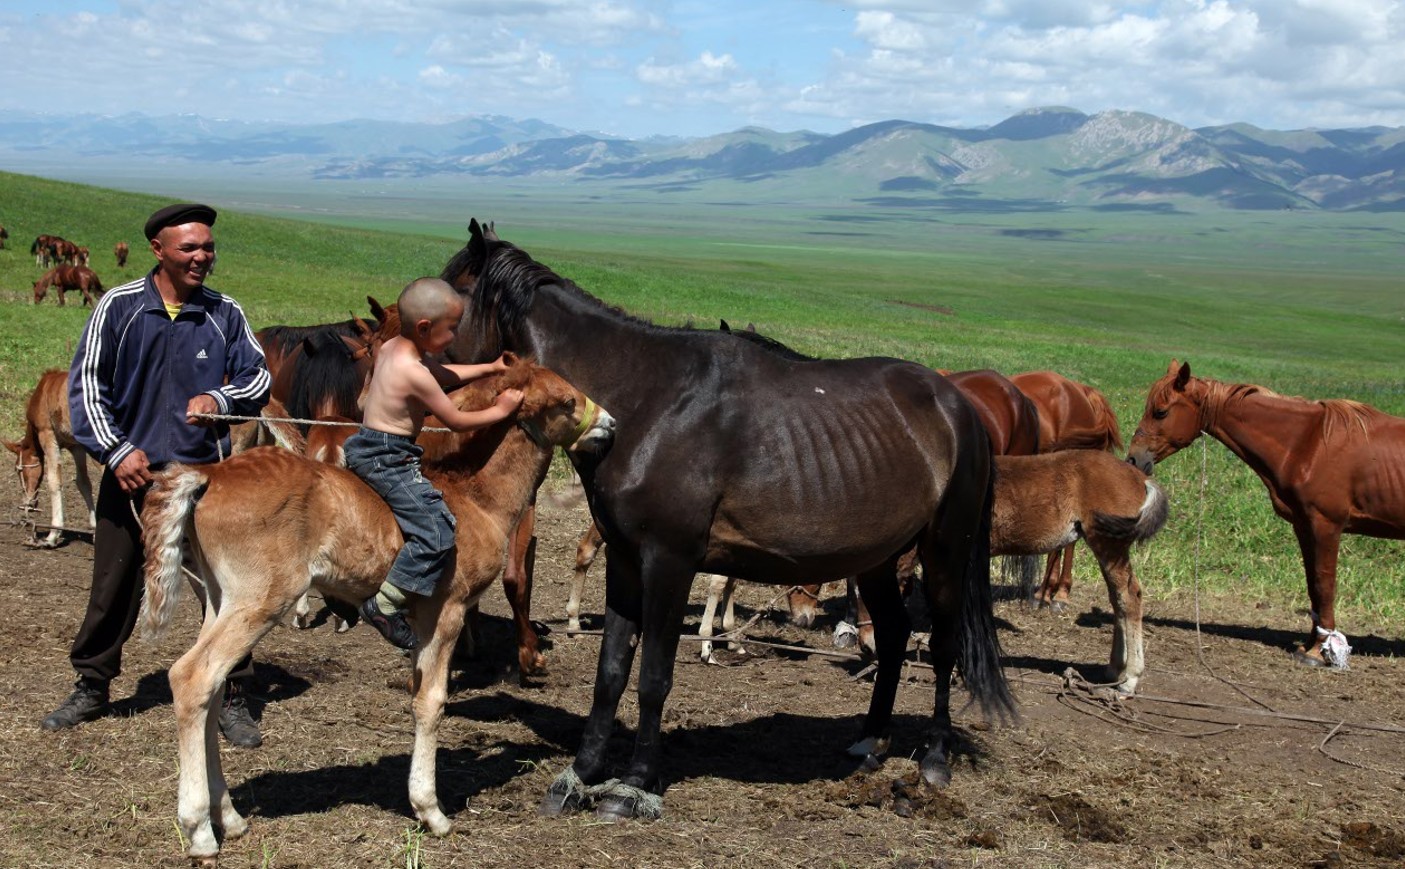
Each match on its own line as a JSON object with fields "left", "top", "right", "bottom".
{"left": 398, "top": 277, "right": 462, "bottom": 333}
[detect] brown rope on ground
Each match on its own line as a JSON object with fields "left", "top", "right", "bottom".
{"left": 1317, "top": 722, "right": 1405, "bottom": 777}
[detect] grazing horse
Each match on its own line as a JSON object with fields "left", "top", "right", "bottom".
{"left": 4, "top": 370, "right": 95, "bottom": 548}
{"left": 33, "top": 265, "right": 103, "bottom": 306}
{"left": 140, "top": 359, "right": 614, "bottom": 862}
{"left": 442, "top": 219, "right": 1014, "bottom": 820}
{"left": 1128, "top": 360, "right": 1405, "bottom": 668}
{"left": 114, "top": 241, "right": 129, "bottom": 267}
{"left": 1009, "top": 370, "right": 1123, "bottom": 611}
{"left": 0, "top": 224, "right": 8, "bottom": 248}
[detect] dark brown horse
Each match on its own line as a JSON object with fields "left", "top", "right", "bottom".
{"left": 33, "top": 265, "right": 103, "bottom": 306}
{"left": 1009, "top": 370, "right": 1123, "bottom": 610}
{"left": 1128, "top": 360, "right": 1405, "bottom": 667}
{"left": 114, "top": 241, "right": 129, "bottom": 267}
{"left": 0, "top": 224, "right": 8, "bottom": 248}
{"left": 442, "top": 219, "right": 1013, "bottom": 821}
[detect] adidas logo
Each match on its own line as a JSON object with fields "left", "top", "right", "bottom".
{"left": 196, "top": 349, "right": 208, "bottom": 360}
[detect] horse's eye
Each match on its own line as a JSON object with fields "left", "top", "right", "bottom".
{"left": 1151, "top": 408, "right": 1168, "bottom": 421}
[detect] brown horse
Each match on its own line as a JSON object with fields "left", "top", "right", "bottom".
{"left": 31, "top": 234, "right": 61, "bottom": 267}
{"left": 139, "top": 359, "right": 614, "bottom": 862}
{"left": 944, "top": 369, "right": 1042, "bottom": 457}
{"left": 1009, "top": 370, "right": 1124, "bottom": 610}
{"left": 114, "top": 241, "right": 129, "bottom": 267}
{"left": 0, "top": 224, "right": 8, "bottom": 248}
{"left": 1128, "top": 360, "right": 1405, "bottom": 668}
{"left": 33, "top": 265, "right": 103, "bottom": 306}
{"left": 4, "top": 370, "right": 95, "bottom": 548}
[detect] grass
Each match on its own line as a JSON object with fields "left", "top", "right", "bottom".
{"left": 2, "top": 168, "right": 1404, "bottom": 629}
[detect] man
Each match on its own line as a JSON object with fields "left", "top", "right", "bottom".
{"left": 42, "top": 203, "right": 272, "bottom": 747}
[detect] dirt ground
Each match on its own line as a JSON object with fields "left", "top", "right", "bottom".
{"left": 2, "top": 475, "right": 1404, "bottom": 869}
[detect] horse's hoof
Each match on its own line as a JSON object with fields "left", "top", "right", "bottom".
{"left": 192, "top": 857, "right": 219, "bottom": 869}
{"left": 538, "top": 782, "right": 588, "bottom": 817}
{"left": 920, "top": 759, "right": 952, "bottom": 789}
{"left": 1291, "top": 647, "right": 1329, "bottom": 668}
{"left": 846, "top": 735, "right": 890, "bottom": 759}
{"left": 593, "top": 789, "right": 662, "bottom": 822}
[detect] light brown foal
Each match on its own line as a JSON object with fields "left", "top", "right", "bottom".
{"left": 139, "top": 358, "right": 614, "bottom": 864}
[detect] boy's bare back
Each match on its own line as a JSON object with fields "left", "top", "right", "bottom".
{"left": 360, "top": 336, "right": 442, "bottom": 437}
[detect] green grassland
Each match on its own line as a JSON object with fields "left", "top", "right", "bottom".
{"left": 2, "top": 169, "right": 1404, "bottom": 631}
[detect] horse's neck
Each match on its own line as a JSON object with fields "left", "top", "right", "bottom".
{"left": 518, "top": 287, "right": 697, "bottom": 406}
{"left": 1202, "top": 385, "right": 1319, "bottom": 483}
{"left": 429, "top": 425, "right": 545, "bottom": 530}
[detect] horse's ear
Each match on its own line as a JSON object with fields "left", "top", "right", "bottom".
{"left": 719, "top": 319, "right": 732, "bottom": 332}
{"left": 1173, "top": 361, "right": 1191, "bottom": 390}
{"left": 468, "top": 219, "right": 488, "bottom": 260}
{"left": 745, "top": 322, "right": 758, "bottom": 333}
{"left": 1166, "top": 358, "right": 1181, "bottom": 375}
{"left": 367, "top": 296, "right": 386, "bottom": 324}
{"left": 501, "top": 351, "right": 521, "bottom": 367}
{"left": 2, "top": 439, "right": 19, "bottom": 456}
{"left": 351, "top": 315, "right": 373, "bottom": 340}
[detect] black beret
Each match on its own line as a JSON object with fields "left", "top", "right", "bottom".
{"left": 144, "top": 203, "right": 217, "bottom": 240}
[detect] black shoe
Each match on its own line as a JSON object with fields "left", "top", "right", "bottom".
{"left": 360, "top": 597, "right": 418, "bottom": 650}
{"left": 41, "top": 677, "right": 110, "bottom": 731}
{"left": 218, "top": 681, "right": 263, "bottom": 748}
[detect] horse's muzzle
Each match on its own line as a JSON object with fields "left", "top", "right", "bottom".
{"left": 1126, "top": 448, "right": 1156, "bottom": 476}
{"left": 570, "top": 404, "right": 616, "bottom": 455}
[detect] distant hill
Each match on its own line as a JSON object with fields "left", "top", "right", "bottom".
{"left": 1, "top": 107, "right": 1402, "bottom": 211}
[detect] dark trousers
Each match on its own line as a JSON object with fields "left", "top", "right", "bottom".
{"left": 70, "top": 467, "right": 254, "bottom": 683}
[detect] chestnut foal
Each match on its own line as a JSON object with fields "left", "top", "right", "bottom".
{"left": 139, "top": 359, "right": 613, "bottom": 863}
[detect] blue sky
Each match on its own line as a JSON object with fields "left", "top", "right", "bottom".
{"left": 1, "top": 1, "right": 1402, "bottom": 137}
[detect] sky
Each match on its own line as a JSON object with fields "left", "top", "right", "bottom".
{"left": 1, "top": 0, "right": 1402, "bottom": 138}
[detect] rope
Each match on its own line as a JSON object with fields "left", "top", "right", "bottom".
{"left": 1189, "top": 435, "right": 1275, "bottom": 712}
{"left": 190, "top": 411, "right": 452, "bottom": 433}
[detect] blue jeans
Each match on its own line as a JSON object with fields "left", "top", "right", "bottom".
{"left": 343, "top": 427, "right": 457, "bottom": 597}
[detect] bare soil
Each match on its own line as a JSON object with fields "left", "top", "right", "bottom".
{"left": 3, "top": 478, "right": 1404, "bottom": 868}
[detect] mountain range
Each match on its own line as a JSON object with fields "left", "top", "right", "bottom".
{"left": 2, "top": 107, "right": 1403, "bottom": 211}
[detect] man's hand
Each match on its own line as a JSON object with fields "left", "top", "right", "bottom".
{"left": 114, "top": 449, "right": 153, "bottom": 494}
{"left": 186, "top": 393, "right": 219, "bottom": 427}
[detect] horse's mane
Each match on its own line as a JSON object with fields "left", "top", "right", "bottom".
{"left": 260, "top": 321, "right": 365, "bottom": 356}
{"left": 718, "top": 320, "right": 815, "bottom": 361}
{"left": 1186, "top": 376, "right": 1382, "bottom": 441}
{"left": 1081, "top": 383, "right": 1124, "bottom": 451}
{"left": 443, "top": 236, "right": 708, "bottom": 355}
{"left": 286, "top": 333, "right": 364, "bottom": 435}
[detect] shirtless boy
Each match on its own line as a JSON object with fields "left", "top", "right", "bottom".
{"left": 346, "top": 277, "right": 523, "bottom": 649}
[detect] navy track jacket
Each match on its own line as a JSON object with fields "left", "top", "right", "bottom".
{"left": 68, "top": 270, "right": 271, "bottom": 469}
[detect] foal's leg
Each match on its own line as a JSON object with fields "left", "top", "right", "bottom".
{"left": 542, "top": 550, "right": 644, "bottom": 816}
{"left": 567, "top": 522, "right": 604, "bottom": 634}
{"left": 1092, "top": 541, "right": 1144, "bottom": 694}
{"left": 39, "top": 432, "right": 65, "bottom": 547}
{"left": 697, "top": 573, "right": 731, "bottom": 663}
{"left": 169, "top": 607, "right": 277, "bottom": 859}
{"left": 502, "top": 507, "right": 544, "bottom": 678}
{"left": 408, "top": 597, "right": 468, "bottom": 836}
{"left": 67, "top": 446, "right": 96, "bottom": 531}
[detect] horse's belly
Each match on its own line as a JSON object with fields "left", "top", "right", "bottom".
{"left": 703, "top": 516, "right": 918, "bottom": 584}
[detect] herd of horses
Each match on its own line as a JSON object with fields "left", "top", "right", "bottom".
{"left": 19, "top": 232, "right": 131, "bottom": 305}
{"left": 9, "top": 218, "right": 1405, "bottom": 862}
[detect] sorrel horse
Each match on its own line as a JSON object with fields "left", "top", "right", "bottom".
{"left": 139, "top": 358, "right": 615, "bottom": 862}
{"left": 31, "top": 234, "right": 61, "bottom": 267}
{"left": 1128, "top": 360, "right": 1405, "bottom": 668}
{"left": 33, "top": 265, "right": 103, "bottom": 306}
{"left": 114, "top": 241, "right": 129, "bottom": 267}
{"left": 943, "top": 370, "right": 1042, "bottom": 458}
{"left": 1009, "top": 370, "right": 1124, "bottom": 610}
{"left": 4, "top": 370, "right": 95, "bottom": 548}
{"left": 442, "top": 219, "right": 1014, "bottom": 819}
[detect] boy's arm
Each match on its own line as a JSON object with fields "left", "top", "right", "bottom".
{"left": 425, "top": 353, "right": 509, "bottom": 389}
{"left": 410, "top": 366, "right": 523, "bottom": 432}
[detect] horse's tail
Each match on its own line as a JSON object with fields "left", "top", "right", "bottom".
{"left": 1085, "top": 385, "right": 1124, "bottom": 452}
{"left": 1001, "top": 554, "right": 1041, "bottom": 600}
{"left": 139, "top": 464, "right": 209, "bottom": 641}
{"left": 1091, "top": 479, "right": 1169, "bottom": 543}
{"left": 959, "top": 450, "right": 1018, "bottom": 724}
